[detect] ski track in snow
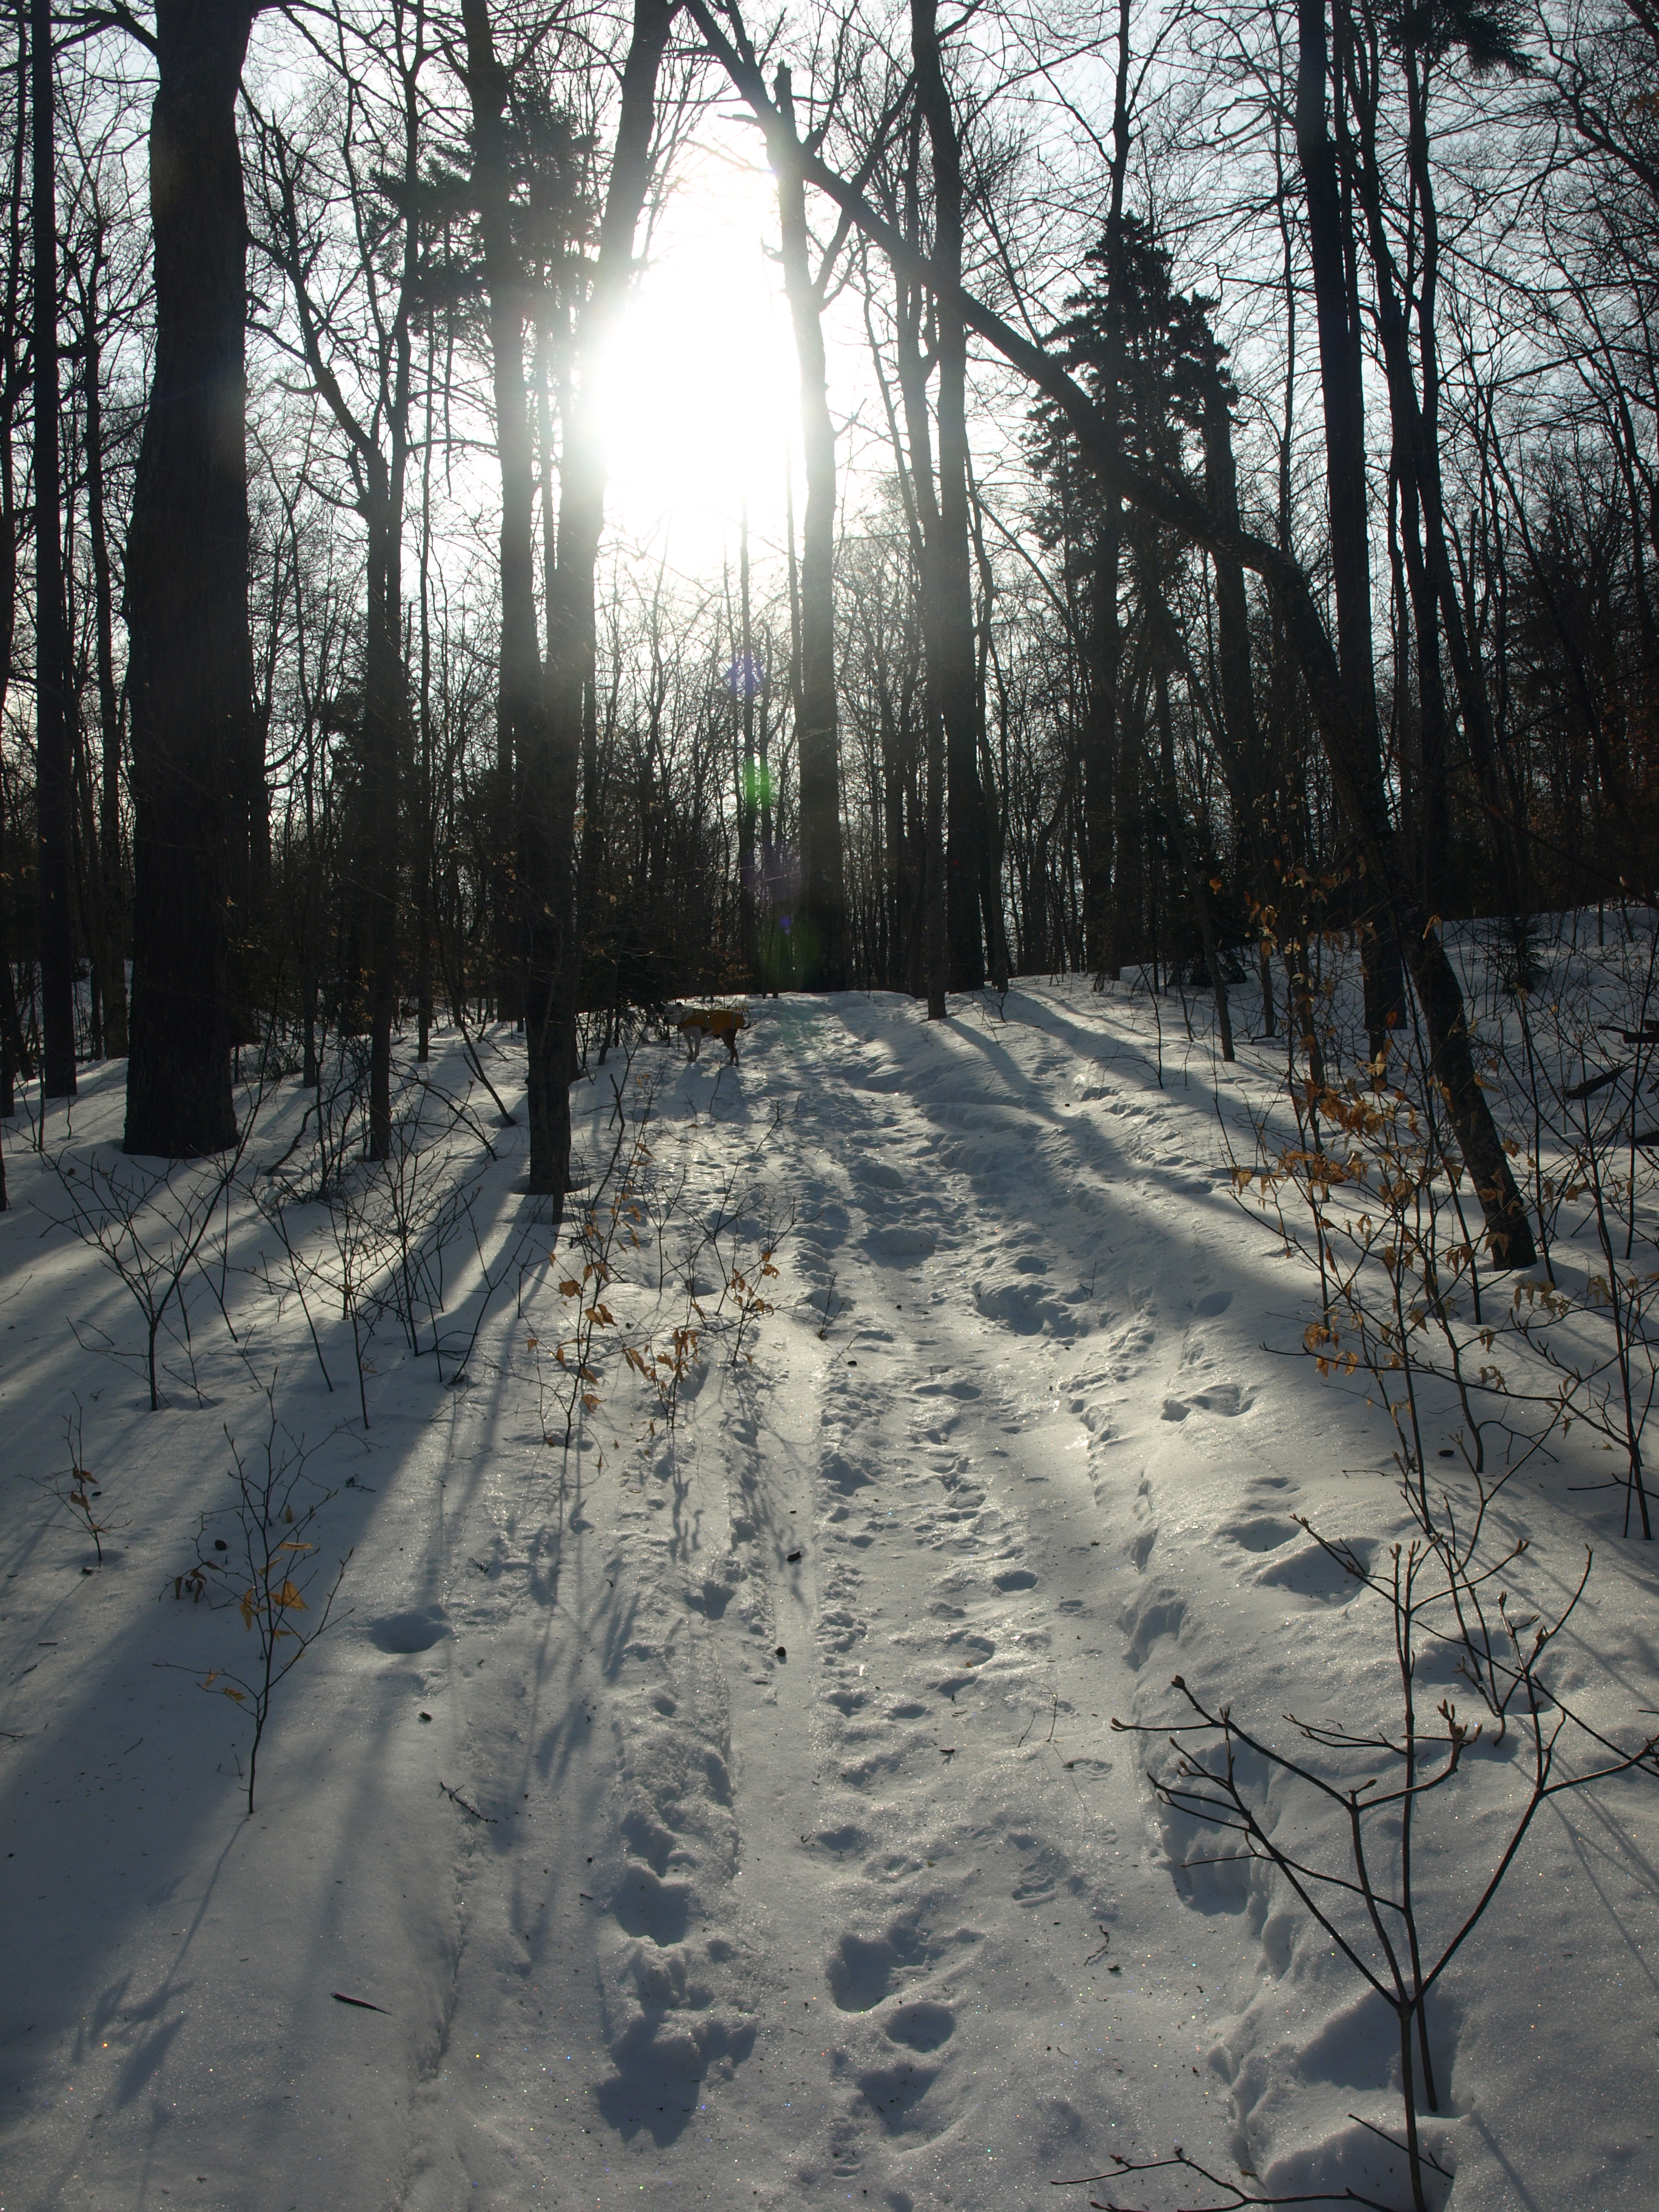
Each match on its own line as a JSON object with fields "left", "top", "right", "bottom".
{"left": 2, "top": 978, "right": 1657, "bottom": 2210}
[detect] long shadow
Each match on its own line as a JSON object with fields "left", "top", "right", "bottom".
{"left": 809, "top": 992, "right": 1254, "bottom": 1316}
{"left": 0, "top": 1035, "right": 675, "bottom": 2203}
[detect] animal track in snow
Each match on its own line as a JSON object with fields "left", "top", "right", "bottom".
{"left": 1162, "top": 1382, "right": 1255, "bottom": 1420}
{"left": 367, "top": 1603, "right": 452, "bottom": 1654}
{"left": 856, "top": 2059, "right": 939, "bottom": 2133}
{"left": 1119, "top": 1587, "right": 1186, "bottom": 1669}
{"left": 1221, "top": 1515, "right": 1299, "bottom": 1553}
{"left": 870, "top": 1224, "right": 937, "bottom": 1261}
{"left": 828, "top": 1922, "right": 927, "bottom": 2011}
{"left": 1254, "top": 1538, "right": 1377, "bottom": 1601}
{"left": 883, "top": 1999, "right": 956, "bottom": 2051}
{"left": 612, "top": 1866, "right": 691, "bottom": 1946}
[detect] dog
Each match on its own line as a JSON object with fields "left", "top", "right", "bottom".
{"left": 677, "top": 1005, "right": 749, "bottom": 1065}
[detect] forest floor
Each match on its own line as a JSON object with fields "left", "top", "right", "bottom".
{"left": 2, "top": 961, "right": 1656, "bottom": 2211}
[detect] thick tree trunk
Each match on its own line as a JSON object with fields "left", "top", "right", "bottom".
{"left": 469, "top": 0, "right": 672, "bottom": 1196}
{"left": 775, "top": 66, "right": 847, "bottom": 990}
{"left": 82, "top": 271, "right": 129, "bottom": 1058}
{"left": 1202, "top": 374, "right": 1265, "bottom": 849}
{"left": 463, "top": 3, "right": 537, "bottom": 1037}
{"left": 533, "top": 0, "right": 671, "bottom": 1186}
{"left": 891, "top": 295, "right": 948, "bottom": 1017}
{"left": 0, "top": 19, "right": 24, "bottom": 1124}
{"left": 1091, "top": 0, "right": 1133, "bottom": 979}
{"left": 736, "top": 502, "right": 760, "bottom": 984}
{"left": 32, "top": 0, "right": 74, "bottom": 1099}
{"left": 1199, "top": 366, "right": 1287, "bottom": 1041}
{"left": 1295, "top": 0, "right": 1403, "bottom": 1057}
{"left": 123, "top": 0, "right": 254, "bottom": 1156}
{"left": 1349, "top": 44, "right": 1524, "bottom": 936}
{"left": 1151, "top": 619, "right": 1233, "bottom": 1059}
{"left": 362, "top": 473, "right": 404, "bottom": 1159}
{"left": 911, "top": 0, "right": 984, "bottom": 993}
{"left": 0, "top": 458, "right": 14, "bottom": 1119}
{"left": 967, "top": 471, "right": 1011, "bottom": 989}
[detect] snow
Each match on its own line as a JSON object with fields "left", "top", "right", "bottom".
{"left": 3, "top": 954, "right": 1657, "bottom": 2210}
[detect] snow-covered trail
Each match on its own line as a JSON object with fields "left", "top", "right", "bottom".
{"left": 391, "top": 990, "right": 1253, "bottom": 2210}
{"left": 4, "top": 982, "right": 1657, "bottom": 2212}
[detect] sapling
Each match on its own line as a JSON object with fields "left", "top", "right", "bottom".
{"left": 1054, "top": 2143, "right": 1399, "bottom": 2210}
{"left": 1114, "top": 1510, "right": 1659, "bottom": 2211}
{"left": 48, "top": 1102, "right": 261, "bottom": 1409}
{"left": 32, "top": 1401, "right": 121, "bottom": 1569}
{"left": 181, "top": 1387, "right": 350, "bottom": 1814}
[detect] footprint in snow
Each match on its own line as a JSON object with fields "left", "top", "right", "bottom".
{"left": 883, "top": 1999, "right": 956, "bottom": 2051}
{"left": 367, "top": 1603, "right": 451, "bottom": 1654}
{"left": 869, "top": 1223, "right": 936, "bottom": 1261}
{"left": 1221, "top": 1515, "right": 1299, "bottom": 1553}
{"left": 826, "top": 1921, "right": 925, "bottom": 2011}
{"left": 856, "top": 2059, "right": 939, "bottom": 2134}
{"left": 1162, "top": 1382, "right": 1255, "bottom": 1420}
{"left": 1254, "top": 1538, "right": 1377, "bottom": 1601}
{"left": 857, "top": 1159, "right": 907, "bottom": 1191}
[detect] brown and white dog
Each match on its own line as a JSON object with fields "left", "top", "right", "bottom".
{"left": 676, "top": 1005, "right": 749, "bottom": 1064}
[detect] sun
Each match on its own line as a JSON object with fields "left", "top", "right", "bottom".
{"left": 595, "top": 137, "right": 802, "bottom": 569}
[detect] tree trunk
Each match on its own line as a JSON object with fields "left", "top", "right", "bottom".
{"left": 1153, "top": 626, "right": 1233, "bottom": 1059}
{"left": 736, "top": 502, "right": 760, "bottom": 984}
{"left": 32, "top": 0, "right": 74, "bottom": 1099}
{"left": 123, "top": 0, "right": 255, "bottom": 1156}
{"left": 1347, "top": 32, "right": 1524, "bottom": 938}
{"left": 1296, "top": 0, "right": 1403, "bottom": 1057}
{"left": 82, "top": 253, "right": 129, "bottom": 1058}
{"left": 468, "top": 0, "right": 673, "bottom": 1196}
{"left": 0, "top": 45, "right": 18, "bottom": 1123}
{"left": 1091, "top": 0, "right": 1133, "bottom": 978}
{"left": 911, "top": 0, "right": 984, "bottom": 993}
{"left": 775, "top": 65, "right": 846, "bottom": 990}
{"left": 362, "top": 466, "right": 404, "bottom": 1159}
{"left": 534, "top": 0, "right": 671, "bottom": 1183}
{"left": 463, "top": 5, "right": 536, "bottom": 1038}
{"left": 967, "top": 466, "right": 1010, "bottom": 988}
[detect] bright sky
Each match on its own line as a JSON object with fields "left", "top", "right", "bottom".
{"left": 597, "top": 136, "right": 805, "bottom": 579}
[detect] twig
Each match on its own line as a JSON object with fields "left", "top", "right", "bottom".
{"left": 438, "top": 1778, "right": 495, "bottom": 1823}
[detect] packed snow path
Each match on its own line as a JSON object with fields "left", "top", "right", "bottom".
{"left": 3, "top": 983, "right": 1656, "bottom": 2210}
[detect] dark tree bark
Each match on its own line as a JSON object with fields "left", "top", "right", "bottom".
{"left": 123, "top": 0, "right": 257, "bottom": 1156}
{"left": 735, "top": 501, "right": 760, "bottom": 984}
{"left": 1344, "top": 16, "right": 1526, "bottom": 938}
{"left": 867, "top": 187, "right": 946, "bottom": 1014}
{"left": 534, "top": 0, "right": 672, "bottom": 1182}
{"left": 463, "top": 1, "right": 538, "bottom": 1036}
{"left": 32, "top": 0, "right": 75, "bottom": 1099}
{"left": 966, "top": 463, "right": 1010, "bottom": 988}
{"left": 79, "top": 234, "right": 129, "bottom": 1058}
{"left": 1159, "top": 650, "right": 1238, "bottom": 1057}
{"left": 1295, "top": 0, "right": 1403, "bottom": 1057}
{"left": 466, "top": 0, "right": 672, "bottom": 1198}
{"left": 1198, "top": 355, "right": 1287, "bottom": 1038}
{"left": 911, "top": 0, "right": 984, "bottom": 993}
{"left": 774, "top": 64, "right": 847, "bottom": 989}
{"left": 1091, "top": 0, "right": 1133, "bottom": 979}
{"left": 0, "top": 14, "right": 25, "bottom": 1128}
